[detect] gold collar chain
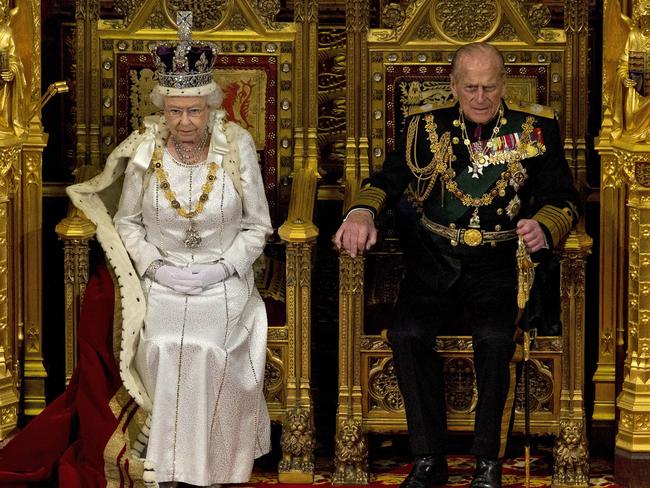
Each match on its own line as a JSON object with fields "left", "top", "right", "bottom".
{"left": 457, "top": 104, "right": 506, "bottom": 178}
{"left": 152, "top": 148, "right": 219, "bottom": 219}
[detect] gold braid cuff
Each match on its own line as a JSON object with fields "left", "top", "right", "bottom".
{"left": 532, "top": 204, "right": 574, "bottom": 247}
{"left": 353, "top": 186, "right": 387, "bottom": 215}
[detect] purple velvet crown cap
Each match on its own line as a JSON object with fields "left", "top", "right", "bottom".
{"left": 154, "top": 44, "right": 216, "bottom": 73}
{"left": 151, "top": 40, "right": 218, "bottom": 89}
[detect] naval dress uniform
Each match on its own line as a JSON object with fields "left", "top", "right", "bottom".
{"left": 348, "top": 99, "right": 579, "bottom": 460}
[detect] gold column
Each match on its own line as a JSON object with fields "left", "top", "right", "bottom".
{"left": 342, "top": 0, "right": 369, "bottom": 209}
{"left": 334, "top": 253, "right": 368, "bottom": 485}
{"left": 19, "top": 0, "right": 46, "bottom": 416}
{"left": 55, "top": 208, "right": 95, "bottom": 384}
{"left": 616, "top": 143, "right": 650, "bottom": 454}
{"left": 553, "top": 230, "right": 592, "bottom": 488}
{"left": 0, "top": 142, "right": 21, "bottom": 438}
{"left": 20, "top": 127, "right": 47, "bottom": 415}
{"left": 278, "top": 169, "right": 318, "bottom": 483}
{"left": 276, "top": 1, "right": 319, "bottom": 482}
{"left": 593, "top": 132, "right": 626, "bottom": 424}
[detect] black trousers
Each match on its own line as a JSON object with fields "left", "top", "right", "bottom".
{"left": 387, "top": 250, "right": 518, "bottom": 460}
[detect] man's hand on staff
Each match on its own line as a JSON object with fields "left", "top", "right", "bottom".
{"left": 516, "top": 219, "right": 547, "bottom": 253}
{"left": 333, "top": 210, "right": 378, "bottom": 257}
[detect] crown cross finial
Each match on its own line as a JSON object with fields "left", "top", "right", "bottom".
{"left": 177, "top": 11, "right": 193, "bottom": 42}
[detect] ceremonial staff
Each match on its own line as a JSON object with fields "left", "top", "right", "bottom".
{"left": 516, "top": 237, "right": 537, "bottom": 488}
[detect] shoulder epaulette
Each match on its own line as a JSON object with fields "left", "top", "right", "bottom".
{"left": 406, "top": 100, "right": 456, "bottom": 117}
{"left": 506, "top": 99, "right": 557, "bottom": 119}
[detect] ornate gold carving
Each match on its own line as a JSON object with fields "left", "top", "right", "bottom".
{"left": 360, "top": 337, "right": 389, "bottom": 351}
{"left": 129, "top": 68, "right": 158, "bottom": 130}
{"left": 601, "top": 331, "right": 614, "bottom": 355}
{"left": 228, "top": 10, "right": 249, "bottom": 31}
{"left": 635, "top": 161, "right": 650, "bottom": 187}
{"left": 0, "top": 404, "right": 16, "bottom": 426}
{"left": 268, "top": 327, "right": 288, "bottom": 341}
{"left": 515, "top": 358, "right": 554, "bottom": 413}
{"left": 621, "top": 411, "right": 633, "bottom": 430}
{"left": 333, "top": 418, "right": 368, "bottom": 485}
{"left": 24, "top": 153, "right": 40, "bottom": 187}
{"left": 373, "top": 0, "right": 426, "bottom": 41}
{"left": 552, "top": 419, "right": 590, "bottom": 486}
{"left": 0, "top": 144, "right": 20, "bottom": 195}
{"left": 113, "top": 0, "right": 140, "bottom": 24}
{"left": 164, "top": 0, "right": 228, "bottom": 30}
{"left": 339, "top": 254, "right": 364, "bottom": 295}
{"left": 368, "top": 357, "right": 403, "bottom": 412}
{"left": 144, "top": 4, "right": 168, "bottom": 29}
{"left": 26, "top": 327, "right": 39, "bottom": 352}
{"left": 255, "top": 0, "right": 281, "bottom": 21}
{"left": 381, "top": 3, "right": 406, "bottom": 29}
{"left": 415, "top": 22, "right": 436, "bottom": 40}
{"left": 444, "top": 357, "right": 477, "bottom": 413}
{"left": 264, "top": 347, "right": 284, "bottom": 402}
{"left": 493, "top": 22, "right": 518, "bottom": 41}
{"left": 0, "top": 1, "right": 28, "bottom": 138}
{"left": 436, "top": 337, "right": 473, "bottom": 351}
{"left": 432, "top": 0, "right": 500, "bottom": 43}
{"left": 636, "top": 413, "right": 650, "bottom": 431}
{"left": 249, "top": 0, "right": 283, "bottom": 30}
{"left": 279, "top": 406, "right": 314, "bottom": 473}
{"left": 528, "top": 4, "right": 551, "bottom": 31}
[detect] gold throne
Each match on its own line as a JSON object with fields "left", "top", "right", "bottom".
{"left": 56, "top": 1, "right": 319, "bottom": 483}
{"left": 334, "top": 1, "right": 592, "bottom": 486}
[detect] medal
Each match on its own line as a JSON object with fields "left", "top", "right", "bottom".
{"left": 469, "top": 207, "right": 481, "bottom": 229}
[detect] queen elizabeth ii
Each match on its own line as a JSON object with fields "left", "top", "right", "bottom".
{"left": 68, "top": 12, "right": 272, "bottom": 488}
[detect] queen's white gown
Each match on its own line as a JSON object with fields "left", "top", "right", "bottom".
{"left": 114, "top": 124, "right": 272, "bottom": 486}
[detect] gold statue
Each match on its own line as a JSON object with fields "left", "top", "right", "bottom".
{"left": 0, "top": 1, "right": 26, "bottom": 139}
{"left": 604, "top": 0, "right": 650, "bottom": 142}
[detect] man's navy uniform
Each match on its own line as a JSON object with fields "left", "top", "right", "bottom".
{"left": 349, "top": 99, "right": 579, "bottom": 461}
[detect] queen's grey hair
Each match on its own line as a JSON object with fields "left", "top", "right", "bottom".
{"left": 149, "top": 82, "right": 224, "bottom": 109}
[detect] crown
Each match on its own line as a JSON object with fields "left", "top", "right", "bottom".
{"left": 150, "top": 11, "right": 218, "bottom": 90}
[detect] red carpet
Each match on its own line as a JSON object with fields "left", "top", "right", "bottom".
{"left": 245, "top": 454, "right": 620, "bottom": 487}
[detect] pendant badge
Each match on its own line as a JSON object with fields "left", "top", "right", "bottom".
{"left": 469, "top": 208, "right": 481, "bottom": 229}
{"left": 184, "top": 222, "right": 202, "bottom": 248}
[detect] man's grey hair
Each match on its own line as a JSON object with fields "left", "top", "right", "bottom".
{"left": 450, "top": 43, "right": 506, "bottom": 79}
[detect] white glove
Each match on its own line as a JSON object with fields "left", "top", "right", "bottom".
{"left": 154, "top": 265, "right": 203, "bottom": 295}
{"left": 188, "top": 262, "right": 233, "bottom": 288}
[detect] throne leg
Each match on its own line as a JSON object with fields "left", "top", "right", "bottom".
{"left": 278, "top": 405, "right": 315, "bottom": 482}
{"left": 552, "top": 418, "right": 590, "bottom": 487}
{"left": 333, "top": 417, "right": 369, "bottom": 485}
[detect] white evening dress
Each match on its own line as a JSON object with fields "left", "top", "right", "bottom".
{"left": 114, "top": 126, "right": 272, "bottom": 486}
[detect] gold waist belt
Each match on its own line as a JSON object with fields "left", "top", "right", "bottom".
{"left": 420, "top": 215, "right": 518, "bottom": 247}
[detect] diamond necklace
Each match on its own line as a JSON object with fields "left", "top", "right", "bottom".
{"left": 171, "top": 130, "right": 209, "bottom": 165}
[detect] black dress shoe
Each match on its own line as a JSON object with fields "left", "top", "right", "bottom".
{"left": 470, "top": 458, "right": 502, "bottom": 488}
{"left": 400, "top": 455, "right": 448, "bottom": 488}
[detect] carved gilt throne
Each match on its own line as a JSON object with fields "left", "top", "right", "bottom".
{"left": 56, "top": 1, "right": 319, "bottom": 482}
{"left": 335, "top": 1, "right": 592, "bottom": 486}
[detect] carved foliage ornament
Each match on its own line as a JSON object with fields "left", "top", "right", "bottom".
{"left": 382, "top": 2, "right": 406, "bottom": 29}
{"left": 113, "top": 0, "right": 139, "bottom": 22}
{"left": 368, "top": 358, "right": 403, "bottom": 412}
{"left": 165, "top": 0, "right": 228, "bottom": 30}
{"left": 433, "top": 0, "right": 500, "bottom": 43}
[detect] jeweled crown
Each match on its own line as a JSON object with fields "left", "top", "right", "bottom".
{"left": 150, "top": 11, "right": 218, "bottom": 89}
